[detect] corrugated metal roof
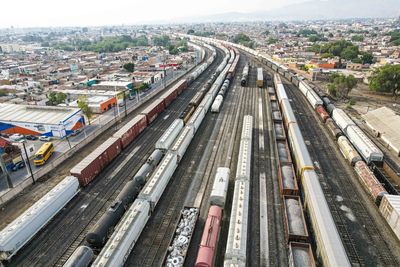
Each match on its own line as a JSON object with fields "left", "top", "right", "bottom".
{"left": 0, "top": 104, "right": 81, "bottom": 125}
{"left": 363, "top": 107, "right": 400, "bottom": 153}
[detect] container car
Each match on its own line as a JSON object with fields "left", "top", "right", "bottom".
{"left": 0, "top": 176, "right": 79, "bottom": 260}
{"left": 63, "top": 246, "right": 93, "bottom": 267}
{"left": 224, "top": 179, "right": 249, "bottom": 266}
{"left": 354, "top": 161, "right": 388, "bottom": 205}
{"left": 210, "top": 167, "right": 230, "bottom": 207}
{"left": 140, "top": 98, "right": 165, "bottom": 124}
{"left": 70, "top": 137, "right": 122, "bottom": 187}
{"left": 288, "top": 242, "right": 316, "bottom": 267}
{"left": 337, "top": 136, "right": 362, "bottom": 166}
{"left": 256, "top": 68, "right": 264, "bottom": 88}
{"left": 92, "top": 199, "right": 150, "bottom": 267}
{"left": 279, "top": 163, "right": 299, "bottom": 196}
{"left": 155, "top": 119, "right": 184, "bottom": 150}
{"left": 379, "top": 195, "right": 400, "bottom": 241}
{"left": 283, "top": 196, "right": 309, "bottom": 243}
{"left": 196, "top": 205, "right": 223, "bottom": 267}
{"left": 113, "top": 115, "right": 147, "bottom": 149}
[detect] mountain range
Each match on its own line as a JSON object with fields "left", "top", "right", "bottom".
{"left": 169, "top": 0, "right": 400, "bottom": 23}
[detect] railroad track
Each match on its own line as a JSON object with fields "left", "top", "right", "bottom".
{"left": 126, "top": 50, "right": 245, "bottom": 267}
{"left": 6, "top": 48, "right": 224, "bottom": 267}
{"left": 283, "top": 81, "right": 400, "bottom": 266}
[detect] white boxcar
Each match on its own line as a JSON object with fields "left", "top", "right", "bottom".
{"left": 92, "top": 199, "right": 150, "bottom": 267}
{"left": 224, "top": 180, "right": 249, "bottom": 266}
{"left": 210, "top": 167, "right": 230, "bottom": 207}
{"left": 287, "top": 124, "right": 314, "bottom": 174}
{"left": 138, "top": 153, "right": 178, "bottom": 210}
{"left": 211, "top": 95, "right": 223, "bottom": 113}
{"left": 236, "top": 139, "right": 252, "bottom": 181}
{"left": 0, "top": 176, "right": 79, "bottom": 260}
{"left": 170, "top": 126, "right": 194, "bottom": 162}
{"left": 155, "top": 119, "right": 184, "bottom": 150}
{"left": 302, "top": 170, "right": 350, "bottom": 267}
{"left": 346, "top": 125, "right": 384, "bottom": 164}
{"left": 187, "top": 107, "right": 205, "bottom": 133}
{"left": 379, "top": 195, "right": 400, "bottom": 241}
{"left": 241, "top": 115, "right": 253, "bottom": 141}
{"left": 305, "top": 89, "right": 323, "bottom": 108}
{"left": 332, "top": 108, "right": 355, "bottom": 133}
{"left": 199, "top": 93, "right": 213, "bottom": 112}
{"left": 281, "top": 99, "right": 297, "bottom": 126}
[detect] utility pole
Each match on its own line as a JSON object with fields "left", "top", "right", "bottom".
{"left": 22, "top": 141, "right": 35, "bottom": 184}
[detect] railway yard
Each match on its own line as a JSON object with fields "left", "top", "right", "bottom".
{"left": 1, "top": 36, "right": 400, "bottom": 267}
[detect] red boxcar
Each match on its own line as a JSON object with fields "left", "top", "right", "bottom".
{"left": 70, "top": 137, "right": 122, "bottom": 186}
{"left": 354, "top": 161, "right": 388, "bottom": 205}
{"left": 140, "top": 98, "right": 165, "bottom": 124}
{"left": 315, "top": 105, "right": 329, "bottom": 122}
{"left": 175, "top": 79, "right": 188, "bottom": 95}
{"left": 113, "top": 114, "right": 147, "bottom": 149}
{"left": 159, "top": 88, "right": 178, "bottom": 108}
{"left": 283, "top": 196, "right": 309, "bottom": 243}
{"left": 195, "top": 205, "right": 223, "bottom": 267}
{"left": 279, "top": 163, "right": 299, "bottom": 196}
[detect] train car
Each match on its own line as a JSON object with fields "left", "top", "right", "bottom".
{"left": 174, "top": 79, "right": 188, "bottom": 95}
{"left": 70, "top": 137, "right": 122, "bottom": 187}
{"left": 288, "top": 242, "right": 316, "bottom": 267}
{"left": 270, "top": 100, "right": 279, "bottom": 112}
{"left": 337, "top": 136, "right": 362, "bottom": 166}
{"left": 331, "top": 108, "right": 355, "bottom": 133}
{"left": 354, "top": 161, "right": 388, "bottom": 205}
{"left": 155, "top": 119, "right": 184, "bottom": 150}
{"left": 170, "top": 126, "right": 195, "bottom": 162}
{"left": 325, "top": 118, "right": 343, "bottom": 140}
{"left": 138, "top": 153, "right": 178, "bottom": 211}
{"left": 379, "top": 195, "right": 400, "bottom": 241}
{"left": 63, "top": 246, "right": 93, "bottom": 267}
{"left": 346, "top": 125, "right": 384, "bottom": 164}
{"left": 315, "top": 105, "right": 330, "bottom": 123}
{"left": 199, "top": 93, "right": 214, "bottom": 113}
{"left": 283, "top": 196, "right": 309, "bottom": 243}
{"left": 272, "top": 110, "right": 282, "bottom": 121}
{"left": 256, "top": 68, "right": 264, "bottom": 88}
{"left": 158, "top": 87, "right": 178, "bottom": 107}
{"left": 0, "top": 176, "right": 79, "bottom": 260}
{"left": 113, "top": 115, "right": 147, "bottom": 149}
{"left": 211, "top": 95, "right": 223, "bottom": 113}
{"left": 241, "top": 63, "right": 249, "bottom": 86}
{"left": 279, "top": 163, "right": 299, "bottom": 196}
{"left": 187, "top": 107, "right": 206, "bottom": 133}
{"left": 301, "top": 170, "right": 351, "bottom": 267}
{"left": 190, "top": 89, "right": 208, "bottom": 107}
{"left": 195, "top": 205, "right": 223, "bottom": 267}
{"left": 92, "top": 199, "right": 150, "bottom": 267}
{"left": 277, "top": 140, "right": 292, "bottom": 164}
{"left": 274, "top": 121, "right": 286, "bottom": 141}
{"left": 280, "top": 99, "right": 297, "bottom": 128}
{"left": 224, "top": 179, "right": 249, "bottom": 267}
{"left": 210, "top": 167, "right": 230, "bottom": 207}
{"left": 165, "top": 207, "right": 199, "bottom": 266}
{"left": 140, "top": 98, "right": 166, "bottom": 124}
{"left": 180, "top": 105, "right": 196, "bottom": 124}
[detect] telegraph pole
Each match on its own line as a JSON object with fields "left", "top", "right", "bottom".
{"left": 22, "top": 141, "right": 35, "bottom": 184}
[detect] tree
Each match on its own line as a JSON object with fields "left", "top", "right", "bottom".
{"left": 187, "top": 29, "right": 195, "bottom": 34}
{"left": 47, "top": 92, "right": 67, "bottom": 106}
{"left": 123, "top": 62, "right": 135, "bottom": 72}
{"left": 77, "top": 97, "right": 93, "bottom": 125}
{"left": 267, "top": 38, "right": 278, "bottom": 45}
{"left": 351, "top": 35, "right": 364, "bottom": 42}
{"left": 328, "top": 73, "right": 357, "bottom": 99}
{"left": 369, "top": 64, "right": 400, "bottom": 98}
{"left": 360, "top": 52, "right": 374, "bottom": 64}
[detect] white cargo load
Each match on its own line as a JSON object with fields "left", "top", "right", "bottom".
{"left": 155, "top": 119, "right": 184, "bottom": 150}
{"left": 379, "top": 195, "right": 400, "bottom": 241}
{"left": 210, "top": 167, "right": 230, "bottom": 207}
{"left": 170, "top": 126, "right": 194, "bottom": 161}
{"left": 0, "top": 176, "right": 79, "bottom": 260}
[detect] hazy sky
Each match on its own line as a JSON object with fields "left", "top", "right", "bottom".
{"left": 0, "top": 0, "right": 308, "bottom": 27}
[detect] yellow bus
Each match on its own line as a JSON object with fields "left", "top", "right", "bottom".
{"left": 34, "top": 142, "right": 55, "bottom": 166}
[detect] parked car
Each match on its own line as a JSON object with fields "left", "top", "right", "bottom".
{"left": 0, "top": 133, "right": 9, "bottom": 138}
{"left": 12, "top": 161, "right": 25, "bottom": 171}
{"left": 26, "top": 135, "right": 38, "bottom": 140}
{"left": 9, "top": 134, "right": 25, "bottom": 141}
{"left": 39, "top": 136, "right": 51, "bottom": 141}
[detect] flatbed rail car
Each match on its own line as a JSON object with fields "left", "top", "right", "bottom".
{"left": 256, "top": 68, "right": 264, "bottom": 88}
{"left": 164, "top": 207, "right": 199, "bottom": 267}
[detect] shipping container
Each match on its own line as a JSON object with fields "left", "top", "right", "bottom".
{"left": 283, "top": 196, "right": 309, "bottom": 243}
{"left": 113, "top": 115, "right": 147, "bottom": 149}
{"left": 71, "top": 137, "right": 122, "bottom": 186}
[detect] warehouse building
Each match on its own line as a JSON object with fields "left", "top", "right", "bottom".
{"left": 363, "top": 107, "right": 400, "bottom": 156}
{"left": 0, "top": 104, "right": 84, "bottom": 138}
